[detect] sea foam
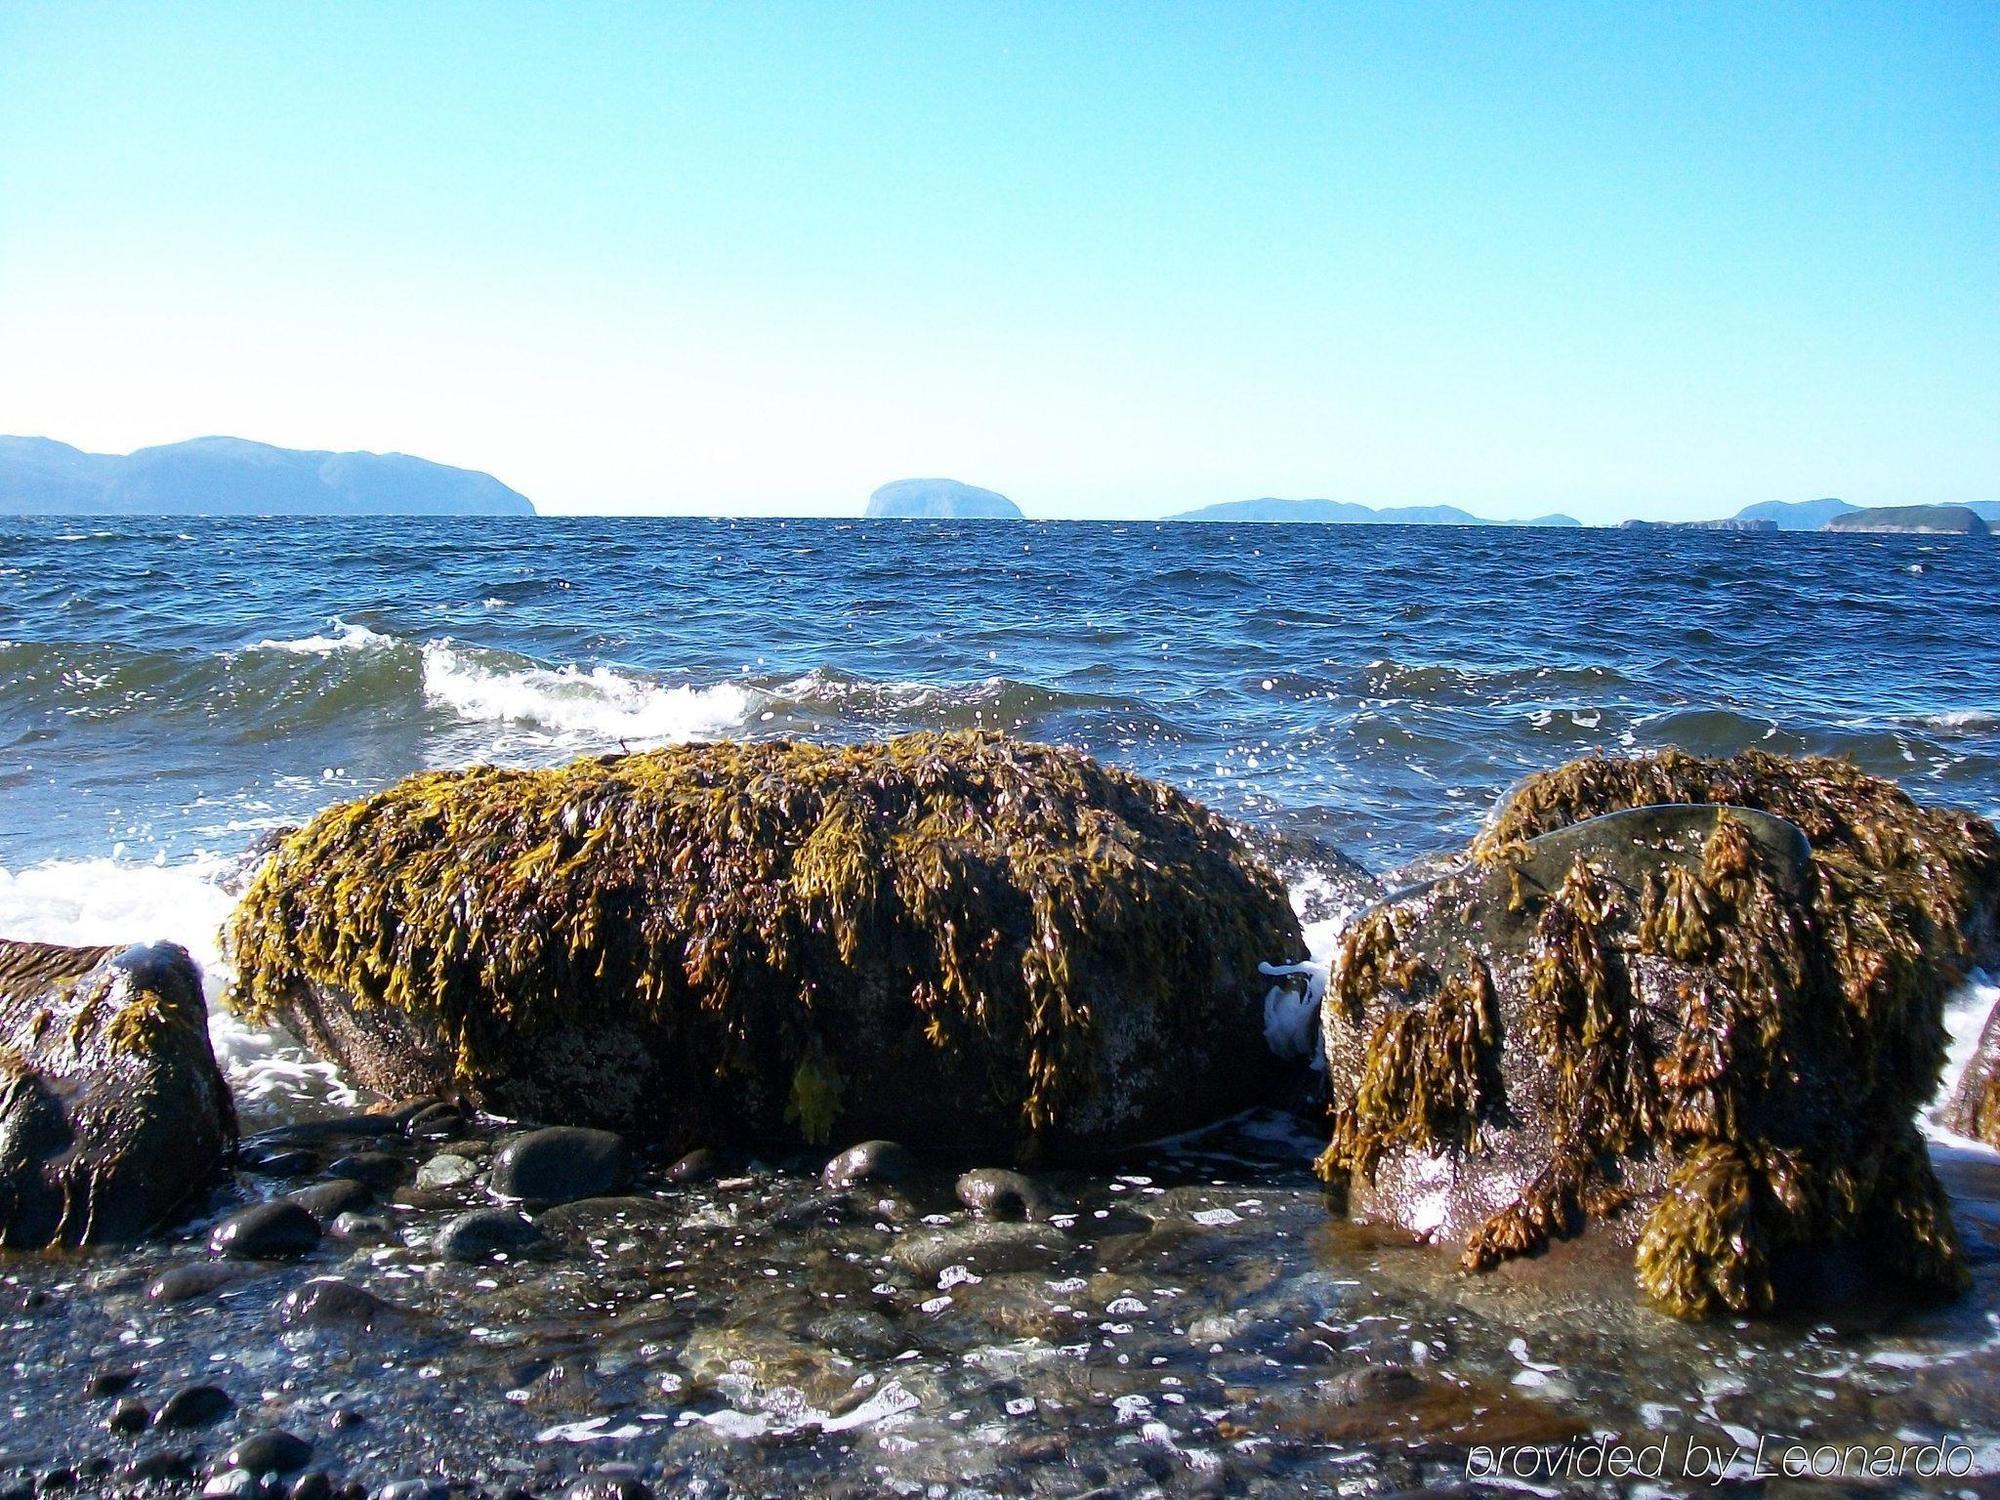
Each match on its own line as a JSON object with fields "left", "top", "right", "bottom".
{"left": 421, "top": 641, "right": 751, "bottom": 750}
{"left": 0, "top": 854, "right": 360, "bottom": 1121}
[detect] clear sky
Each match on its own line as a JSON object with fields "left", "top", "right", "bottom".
{"left": 1, "top": 2, "right": 1994, "bottom": 520}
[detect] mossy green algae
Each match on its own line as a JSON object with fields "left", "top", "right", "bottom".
{"left": 1318, "top": 751, "right": 1999, "bottom": 1319}
{"left": 227, "top": 730, "right": 1303, "bottom": 1151}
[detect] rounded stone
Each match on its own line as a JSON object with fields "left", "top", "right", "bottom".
{"left": 437, "top": 1207, "right": 547, "bottom": 1262}
{"left": 209, "top": 1202, "right": 322, "bottom": 1260}
{"left": 106, "top": 1398, "right": 148, "bottom": 1436}
{"left": 225, "top": 1430, "right": 313, "bottom": 1475}
{"left": 154, "top": 1384, "right": 233, "bottom": 1428}
{"left": 821, "top": 1140, "right": 913, "bottom": 1191}
{"left": 955, "top": 1168, "right": 1049, "bottom": 1221}
{"left": 414, "top": 1153, "right": 477, "bottom": 1190}
{"left": 665, "top": 1147, "right": 719, "bottom": 1183}
{"left": 327, "top": 1212, "right": 393, "bottom": 1243}
{"left": 285, "top": 1180, "right": 373, "bottom": 1222}
{"left": 489, "top": 1127, "right": 630, "bottom": 1204}
{"left": 279, "top": 1278, "right": 400, "bottom": 1329}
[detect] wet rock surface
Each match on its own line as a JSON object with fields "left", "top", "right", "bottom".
{"left": 0, "top": 939, "right": 235, "bottom": 1247}
{"left": 5, "top": 1102, "right": 2000, "bottom": 1496}
{"left": 490, "top": 1128, "right": 631, "bottom": 1205}
{"left": 225, "top": 732, "right": 1307, "bottom": 1155}
{"left": 1318, "top": 753, "right": 2000, "bottom": 1319}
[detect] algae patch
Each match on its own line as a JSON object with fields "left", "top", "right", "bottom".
{"left": 1320, "top": 751, "right": 2000, "bottom": 1319}
{"left": 227, "top": 730, "right": 1304, "bottom": 1152}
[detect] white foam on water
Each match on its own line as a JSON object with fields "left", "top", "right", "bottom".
{"left": 0, "top": 854, "right": 361, "bottom": 1120}
{"left": 1925, "top": 970, "right": 1999, "bottom": 1147}
{"left": 421, "top": 641, "right": 752, "bottom": 749}
{"left": 245, "top": 617, "right": 396, "bottom": 655}
{"left": 1258, "top": 875, "right": 1359, "bottom": 1060}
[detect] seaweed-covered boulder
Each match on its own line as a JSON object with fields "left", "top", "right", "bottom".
{"left": 1939, "top": 996, "right": 2000, "bottom": 1147}
{"left": 1, "top": 939, "right": 235, "bottom": 1247}
{"left": 226, "top": 731, "right": 1304, "bottom": 1156}
{"left": 1318, "top": 749, "right": 2000, "bottom": 1319}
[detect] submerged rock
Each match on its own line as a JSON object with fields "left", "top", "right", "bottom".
{"left": 226, "top": 731, "right": 1304, "bottom": 1156}
{"left": 0, "top": 939, "right": 234, "bottom": 1247}
{"left": 1319, "top": 750, "right": 2000, "bottom": 1319}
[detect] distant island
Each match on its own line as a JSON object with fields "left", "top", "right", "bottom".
{"left": 0, "top": 436, "right": 535, "bottom": 516}
{"left": 1171, "top": 497, "right": 1581, "bottom": 526}
{"left": 866, "top": 478, "right": 1022, "bottom": 519}
{"left": 1724, "top": 496, "right": 1997, "bottom": 532}
{"left": 1826, "top": 504, "right": 1989, "bottom": 536}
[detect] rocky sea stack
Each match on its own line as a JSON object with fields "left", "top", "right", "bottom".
{"left": 1316, "top": 749, "right": 2000, "bottom": 1319}
{"left": 227, "top": 730, "right": 1304, "bottom": 1156}
{"left": 0, "top": 940, "right": 235, "bottom": 1247}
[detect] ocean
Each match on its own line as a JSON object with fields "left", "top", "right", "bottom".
{"left": 4, "top": 514, "right": 2000, "bottom": 1491}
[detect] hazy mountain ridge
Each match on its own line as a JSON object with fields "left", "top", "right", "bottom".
{"left": 0, "top": 436, "right": 535, "bottom": 516}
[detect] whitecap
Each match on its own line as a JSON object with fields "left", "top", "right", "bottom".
{"left": 420, "top": 642, "right": 752, "bottom": 749}
{"left": 245, "top": 618, "right": 396, "bottom": 655}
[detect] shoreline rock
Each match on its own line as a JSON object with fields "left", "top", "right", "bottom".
{"left": 0, "top": 939, "right": 235, "bottom": 1248}
{"left": 1318, "top": 749, "right": 2000, "bottom": 1319}
{"left": 226, "top": 730, "right": 1306, "bottom": 1158}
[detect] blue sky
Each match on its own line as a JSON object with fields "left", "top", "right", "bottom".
{"left": 1, "top": 2, "right": 1994, "bottom": 519}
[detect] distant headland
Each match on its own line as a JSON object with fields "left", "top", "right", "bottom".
{"left": 865, "top": 478, "right": 1023, "bottom": 520}
{"left": 0, "top": 436, "right": 535, "bottom": 516}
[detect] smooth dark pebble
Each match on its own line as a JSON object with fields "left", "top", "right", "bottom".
{"left": 106, "top": 1398, "right": 148, "bottom": 1435}
{"left": 438, "top": 1207, "right": 547, "bottom": 1262}
{"left": 665, "top": 1147, "right": 719, "bottom": 1183}
{"left": 288, "top": 1475, "right": 333, "bottom": 1500}
{"left": 287, "top": 1179, "right": 374, "bottom": 1221}
{"left": 226, "top": 1430, "right": 313, "bottom": 1475}
{"left": 155, "top": 1384, "right": 233, "bottom": 1428}
{"left": 489, "top": 1127, "right": 630, "bottom": 1204}
{"left": 85, "top": 1366, "right": 137, "bottom": 1397}
{"left": 280, "top": 1278, "right": 400, "bottom": 1329}
{"left": 210, "top": 1201, "right": 322, "bottom": 1259}
{"left": 327, "top": 1211, "right": 394, "bottom": 1243}
{"left": 821, "top": 1139, "right": 913, "bottom": 1190}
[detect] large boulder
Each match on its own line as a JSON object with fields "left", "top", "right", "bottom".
{"left": 1, "top": 940, "right": 235, "bottom": 1247}
{"left": 226, "top": 731, "right": 1305, "bottom": 1156}
{"left": 1318, "top": 749, "right": 2000, "bottom": 1319}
